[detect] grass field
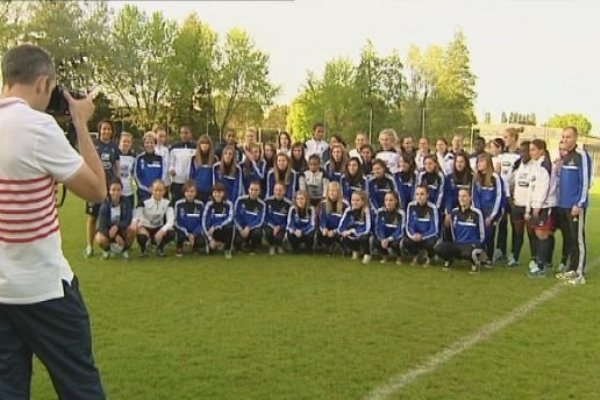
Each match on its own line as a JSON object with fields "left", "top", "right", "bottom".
{"left": 29, "top": 193, "right": 598, "bottom": 400}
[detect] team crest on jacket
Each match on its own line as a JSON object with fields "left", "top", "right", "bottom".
{"left": 466, "top": 215, "right": 474, "bottom": 223}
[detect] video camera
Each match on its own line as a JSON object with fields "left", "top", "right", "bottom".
{"left": 46, "top": 85, "right": 86, "bottom": 149}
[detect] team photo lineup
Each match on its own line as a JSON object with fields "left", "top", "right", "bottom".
{"left": 89, "top": 120, "right": 590, "bottom": 284}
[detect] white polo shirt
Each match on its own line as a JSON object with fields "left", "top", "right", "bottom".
{"left": 0, "top": 97, "right": 83, "bottom": 304}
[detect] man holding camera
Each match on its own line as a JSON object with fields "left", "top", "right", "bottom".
{"left": 0, "top": 45, "right": 106, "bottom": 398}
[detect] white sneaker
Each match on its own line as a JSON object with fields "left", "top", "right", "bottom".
{"left": 224, "top": 250, "right": 232, "bottom": 259}
{"left": 351, "top": 251, "right": 359, "bottom": 260}
{"left": 528, "top": 260, "right": 537, "bottom": 272}
{"left": 101, "top": 250, "right": 109, "bottom": 260}
{"left": 507, "top": 254, "right": 519, "bottom": 268}
{"left": 362, "top": 254, "right": 372, "bottom": 264}
{"left": 556, "top": 263, "right": 568, "bottom": 273}
{"left": 492, "top": 249, "right": 504, "bottom": 262}
{"left": 84, "top": 246, "right": 93, "bottom": 258}
{"left": 556, "top": 270, "right": 579, "bottom": 280}
{"left": 380, "top": 257, "right": 387, "bottom": 264}
{"left": 565, "top": 275, "right": 586, "bottom": 286}
{"left": 122, "top": 250, "right": 130, "bottom": 261}
{"left": 277, "top": 246, "right": 285, "bottom": 254}
{"left": 269, "top": 246, "right": 276, "bottom": 256}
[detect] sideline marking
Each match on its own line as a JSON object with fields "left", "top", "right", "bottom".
{"left": 365, "top": 258, "right": 597, "bottom": 400}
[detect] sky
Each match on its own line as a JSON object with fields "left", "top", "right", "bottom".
{"left": 113, "top": 0, "right": 600, "bottom": 134}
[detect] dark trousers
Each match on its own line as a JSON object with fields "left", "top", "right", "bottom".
{"left": 342, "top": 235, "right": 371, "bottom": 255}
{"left": 264, "top": 226, "right": 285, "bottom": 246}
{"left": 402, "top": 236, "right": 437, "bottom": 258}
{"left": 212, "top": 224, "right": 235, "bottom": 250}
{"left": 175, "top": 229, "right": 205, "bottom": 249}
{"left": 288, "top": 231, "right": 315, "bottom": 252}
{"left": 556, "top": 208, "right": 587, "bottom": 275}
{"left": 317, "top": 231, "right": 341, "bottom": 250}
{"left": 235, "top": 227, "right": 263, "bottom": 251}
{"left": 373, "top": 237, "right": 401, "bottom": 256}
{"left": 0, "top": 278, "right": 105, "bottom": 400}
{"left": 170, "top": 183, "right": 184, "bottom": 205}
{"left": 496, "top": 205, "right": 511, "bottom": 255}
{"left": 137, "top": 228, "right": 175, "bottom": 251}
{"left": 435, "top": 242, "right": 481, "bottom": 264}
{"left": 484, "top": 221, "right": 499, "bottom": 260}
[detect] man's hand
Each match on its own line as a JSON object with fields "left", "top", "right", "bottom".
{"left": 64, "top": 91, "right": 95, "bottom": 125}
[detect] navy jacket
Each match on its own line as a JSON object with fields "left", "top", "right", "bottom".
{"left": 450, "top": 207, "right": 485, "bottom": 246}
{"left": 558, "top": 146, "right": 592, "bottom": 209}
{"left": 337, "top": 208, "right": 372, "bottom": 238}
{"left": 134, "top": 151, "right": 164, "bottom": 200}
{"left": 174, "top": 199, "right": 204, "bottom": 237}
{"left": 234, "top": 196, "right": 266, "bottom": 230}
{"left": 375, "top": 208, "right": 405, "bottom": 242}
{"left": 264, "top": 196, "right": 293, "bottom": 229}
{"left": 367, "top": 174, "right": 397, "bottom": 210}
{"left": 405, "top": 201, "right": 438, "bottom": 241}
{"left": 340, "top": 174, "right": 368, "bottom": 203}
{"left": 394, "top": 171, "right": 418, "bottom": 210}
{"left": 318, "top": 200, "right": 349, "bottom": 230}
{"left": 97, "top": 198, "right": 133, "bottom": 235}
{"left": 202, "top": 200, "right": 234, "bottom": 235}
{"left": 287, "top": 206, "right": 316, "bottom": 235}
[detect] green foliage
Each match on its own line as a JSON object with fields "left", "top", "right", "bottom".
{"left": 504, "top": 111, "right": 537, "bottom": 125}
{"left": 262, "top": 104, "right": 289, "bottom": 130}
{"left": 547, "top": 113, "right": 592, "bottom": 136}
{"left": 405, "top": 30, "right": 477, "bottom": 139}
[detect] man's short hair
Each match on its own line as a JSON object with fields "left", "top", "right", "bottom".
{"left": 1, "top": 44, "right": 55, "bottom": 87}
{"left": 564, "top": 126, "right": 579, "bottom": 136}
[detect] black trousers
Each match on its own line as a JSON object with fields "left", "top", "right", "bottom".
{"left": 496, "top": 204, "right": 512, "bottom": 255}
{"left": 556, "top": 208, "right": 587, "bottom": 275}
{"left": 435, "top": 242, "right": 481, "bottom": 264}
{"left": 373, "top": 237, "right": 402, "bottom": 256}
{"left": 211, "top": 224, "right": 234, "bottom": 250}
{"left": 0, "top": 278, "right": 105, "bottom": 400}
{"left": 170, "top": 183, "right": 185, "bottom": 205}
{"left": 342, "top": 235, "right": 371, "bottom": 255}
{"left": 288, "top": 231, "right": 315, "bottom": 252}
{"left": 402, "top": 236, "right": 437, "bottom": 258}
{"left": 264, "top": 226, "right": 285, "bottom": 246}
{"left": 175, "top": 229, "right": 205, "bottom": 249}
{"left": 235, "top": 227, "right": 263, "bottom": 251}
{"left": 317, "top": 231, "right": 341, "bottom": 250}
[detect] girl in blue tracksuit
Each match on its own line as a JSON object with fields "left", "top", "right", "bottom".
{"left": 266, "top": 153, "right": 298, "bottom": 200}
{"left": 473, "top": 153, "right": 504, "bottom": 262}
{"left": 134, "top": 132, "right": 164, "bottom": 205}
{"left": 367, "top": 159, "right": 397, "bottom": 210}
{"left": 264, "top": 182, "right": 293, "bottom": 254}
{"left": 202, "top": 182, "right": 235, "bottom": 259}
{"left": 241, "top": 143, "right": 265, "bottom": 196}
{"left": 213, "top": 145, "right": 243, "bottom": 203}
{"left": 323, "top": 144, "right": 346, "bottom": 183}
{"left": 340, "top": 157, "right": 368, "bottom": 203}
{"left": 95, "top": 180, "right": 134, "bottom": 259}
{"left": 417, "top": 155, "right": 445, "bottom": 212}
{"left": 444, "top": 152, "right": 474, "bottom": 226}
{"left": 318, "top": 182, "right": 349, "bottom": 253}
{"left": 290, "top": 142, "right": 308, "bottom": 175}
{"left": 434, "top": 188, "right": 486, "bottom": 272}
{"left": 189, "top": 134, "right": 217, "bottom": 203}
{"left": 286, "top": 190, "right": 316, "bottom": 252}
{"left": 402, "top": 185, "right": 439, "bottom": 265}
{"left": 394, "top": 153, "right": 418, "bottom": 211}
{"left": 174, "top": 182, "right": 205, "bottom": 256}
{"left": 234, "top": 181, "right": 266, "bottom": 253}
{"left": 338, "top": 190, "right": 373, "bottom": 264}
{"left": 374, "top": 191, "right": 405, "bottom": 264}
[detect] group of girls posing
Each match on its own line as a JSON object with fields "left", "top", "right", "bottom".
{"left": 101, "top": 124, "right": 564, "bottom": 276}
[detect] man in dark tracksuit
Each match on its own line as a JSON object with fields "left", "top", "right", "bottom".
{"left": 555, "top": 127, "right": 592, "bottom": 286}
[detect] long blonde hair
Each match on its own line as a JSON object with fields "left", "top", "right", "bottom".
{"left": 194, "top": 134, "right": 216, "bottom": 166}
{"left": 324, "top": 182, "right": 345, "bottom": 214}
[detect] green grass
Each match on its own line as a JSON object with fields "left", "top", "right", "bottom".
{"left": 29, "top": 194, "right": 598, "bottom": 400}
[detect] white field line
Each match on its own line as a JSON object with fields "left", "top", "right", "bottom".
{"left": 365, "top": 257, "right": 599, "bottom": 400}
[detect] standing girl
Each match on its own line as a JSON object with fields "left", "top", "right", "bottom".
{"left": 134, "top": 131, "right": 164, "bottom": 205}
{"left": 340, "top": 157, "right": 368, "bottom": 203}
{"left": 323, "top": 143, "right": 347, "bottom": 183}
{"left": 277, "top": 131, "right": 292, "bottom": 156}
{"left": 394, "top": 153, "right": 418, "bottom": 212}
{"left": 417, "top": 155, "right": 446, "bottom": 212}
{"left": 375, "top": 128, "right": 399, "bottom": 174}
{"left": 241, "top": 143, "right": 265, "bottom": 195}
{"left": 367, "top": 159, "right": 397, "bottom": 210}
{"left": 444, "top": 152, "right": 474, "bottom": 225}
{"left": 473, "top": 153, "right": 504, "bottom": 263}
{"left": 290, "top": 142, "right": 308, "bottom": 175}
{"left": 299, "top": 154, "right": 328, "bottom": 207}
{"left": 266, "top": 153, "right": 298, "bottom": 200}
{"left": 189, "top": 134, "right": 217, "bottom": 202}
{"left": 213, "top": 145, "right": 243, "bottom": 202}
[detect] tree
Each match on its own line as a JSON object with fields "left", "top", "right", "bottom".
{"left": 484, "top": 112, "right": 491, "bottom": 124}
{"left": 210, "top": 28, "right": 280, "bottom": 136}
{"left": 501, "top": 112, "right": 507, "bottom": 123}
{"left": 165, "top": 13, "right": 217, "bottom": 135}
{"left": 263, "top": 105, "right": 289, "bottom": 129}
{"left": 97, "top": 5, "right": 177, "bottom": 130}
{"left": 547, "top": 113, "right": 592, "bottom": 136}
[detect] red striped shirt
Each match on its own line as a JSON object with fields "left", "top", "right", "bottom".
{"left": 0, "top": 175, "right": 59, "bottom": 243}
